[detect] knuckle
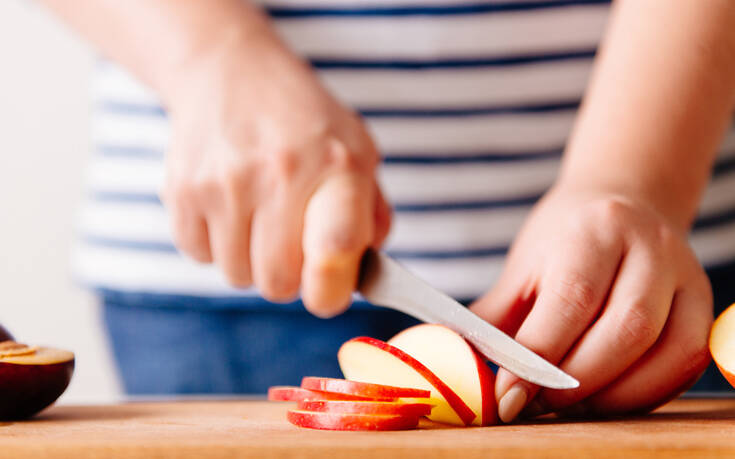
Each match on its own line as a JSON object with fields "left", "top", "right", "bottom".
{"left": 615, "top": 303, "right": 659, "bottom": 350}
{"left": 548, "top": 272, "right": 599, "bottom": 327}
{"left": 220, "top": 160, "right": 256, "bottom": 198}
{"left": 327, "top": 138, "right": 373, "bottom": 173}
{"left": 590, "top": 197, "right": 630, "bottom": 225}
{"left": 267, "top": 147, "right": 303, "bottom": 183}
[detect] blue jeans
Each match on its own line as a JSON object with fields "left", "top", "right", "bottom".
{"left": 103, "top": 263, "right": 735, "bottom": 394}
{"left": 103, "top": 295, "right": 418, "bottom": 394}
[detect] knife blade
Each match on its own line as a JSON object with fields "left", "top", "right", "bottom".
{"left": 357, "top": 249, "right": 579, "bottom": 390}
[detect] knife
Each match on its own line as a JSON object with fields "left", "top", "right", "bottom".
{"left": 357, "top": 249, "right": 579, "bottom": 390}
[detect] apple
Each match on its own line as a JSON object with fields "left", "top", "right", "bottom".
{"left": 338, "top": 337, "right": 476, "bottom": 426}
{"left": 287, "top": 409, "right": 419, "bottom": 431}
{"left": 297, "top": 399, "right": 433, "bottom": 417}
{"left": 0, "top": 341, "right": 75, "bottom": 420}
{"left": 388, "top": 324, "right": 497, "bottom": 426}
{"left": 301, "top": 377, "right": 430, "bottom": 399}
{"left": 710, "top": 302, "right": 735, "bottom": 388}
{"left": 268, "top": 385, "right": 396, "bottom": 402}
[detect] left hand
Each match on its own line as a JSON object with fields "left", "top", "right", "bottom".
{"left": 470, "top": 185, "right": 713, "bottom": 423}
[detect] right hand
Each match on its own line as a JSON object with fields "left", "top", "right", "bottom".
{"left": 160, "top": 32, "right": 390, "bottom": 317}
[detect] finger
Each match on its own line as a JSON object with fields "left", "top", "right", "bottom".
{"left": 535, "top": 243, "right": 677, "bottom": 413}
{"left": 251, "top": 189, "right": 305, "bottom": 302}
{"left": 469, "top": 265, "right": 537, "bottom": 337}
{"left": 208, "top": 209, "right": 253, "bottom": 288}
{"left": 580, "top": 274, "right": 712, "bottom": 416}
{"left": 372, "top": 181, "right": 392, "bottom": 249}
{"left": 170, "top": 207, "right": 213, "bottom": 263}
{"left": 495, "top": 228, "right": 624, "bottom": 423}
{"left": 301, "top": 173, "right": 374, "bottom": 318}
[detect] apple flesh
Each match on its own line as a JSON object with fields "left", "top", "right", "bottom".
{"left": 710, "top": 302, "right": 735, "bottom": 388}
{"left": 301, "top": 377, "right": 430, "bottom": 399}
{"left": 0, "top": 342, "right": 75, "bottom": 420}
{"left": 287, "top": 409, "right": 419, "bottom": 431}
{"left": 388, "top": 324, "right": 497, "bottom": 426}
{"left": 297, "top": 399, "right": 433, "bottom": 417}
{"left": 338, "top": 337, "right": 476, "bottom": 426}
{"left": 268, "top": 385, "right": 396, "bottom": 402}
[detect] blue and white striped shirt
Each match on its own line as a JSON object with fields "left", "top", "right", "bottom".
{"left": 74, "top": 0, "right": 735, "bottom": 305}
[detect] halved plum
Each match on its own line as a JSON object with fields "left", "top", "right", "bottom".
{"left": 0, "top": 340, "right": 75, "bottom": 420}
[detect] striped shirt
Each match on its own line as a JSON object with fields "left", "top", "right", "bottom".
{"left": 74, "top": 0, "right": 735, "bottom": 305}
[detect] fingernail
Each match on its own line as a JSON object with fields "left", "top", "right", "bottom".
{"left": 498, "top": 385, "right": 528, "bottom": 423}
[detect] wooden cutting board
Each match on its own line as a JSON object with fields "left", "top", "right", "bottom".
{"left": 1, "top": 398, "right": 735, "bottom": 458}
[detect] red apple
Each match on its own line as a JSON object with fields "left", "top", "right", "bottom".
{"left": 388, "top": 324, "right": 497, "bottom": 426}
{"left": 338, "top": 337, "right": 476, "bottom": 426}
{"left": 287, "top": 409, "right": 419, "bottom": 431}
{"left": 268, "top": 385, "right": 396, "bottom": 402}
{"left": 297, "top": 399, "right": 433, "bottom": 417}
{"left": 301, "top": 377, "right": 430, "bottom": 399}
{"left": 0, "top": 342, "right": 75, "bottom": 420}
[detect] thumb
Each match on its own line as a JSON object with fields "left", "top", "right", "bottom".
{"left": 301, "top": 173, "right": 375, "bottom": 318}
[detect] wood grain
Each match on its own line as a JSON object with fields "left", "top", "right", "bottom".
{"left": 1, "top": 398, "right": 735, "bottom": 458}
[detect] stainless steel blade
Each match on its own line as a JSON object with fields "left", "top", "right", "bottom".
{"left": 357, "top": 249, "right": 579, "bottom": 390}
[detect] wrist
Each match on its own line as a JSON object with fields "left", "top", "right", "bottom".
{"left": 153, "top": 6, "right": 305, "bottom": 109}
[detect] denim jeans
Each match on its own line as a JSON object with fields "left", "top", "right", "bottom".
{"left": 103, "top": 262, "right": 735, "bottom": 395}
{"left": 103, "top": 296, "right": 419, "bottom": 394}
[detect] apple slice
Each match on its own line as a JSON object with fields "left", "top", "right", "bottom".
{"left": 297, "top": 399, "right": 433, "bottom": 417}
{"left": 338, "top": 337, "right": 476, "bottom": 426}
{"left": 287, "top": 409, "right": 419, "bottom": 431}
{"left": 268, "top": 386, "right": 395, "bottom": 402}
{"left": 710, "top": 302, "right": 735, "bottom": 388}
{"left": 301, "top": 377, "right": 430, "bottom": 399}
{"left": 388, "top": 324, "right": 497, "bottom": 426}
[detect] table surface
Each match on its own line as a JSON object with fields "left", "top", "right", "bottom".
{"left": 2, "top": 398, "right": 735, "bottom": 458}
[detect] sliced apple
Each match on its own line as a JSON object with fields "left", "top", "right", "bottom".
{"left": 287, "top": 409, "right": 419, "bottom": 431}
{"left": 301, "top": 377, "right": 430, "bottom": 399}
{"left": 387, "top": 324, "right": 497, "bottom": 426}
{"left": 268, "top": 386, "right": 395, "bottom": 402}
{"left": 710, "top": 302, "right": 735, "bottom": 388}
{"left": 297, "top": 399, "right": 433, "bottom": 417}
{"left": 338, "top": 337, "right": 476, "bottom": 426}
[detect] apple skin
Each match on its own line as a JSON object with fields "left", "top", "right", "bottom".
{"left": 0, "top": 357, "right": 74, "bottom": 420}
{"left": 388, "top": 324, "right": 497, "bottom": 426}
{"left": 287, "top": 409, "right": 419, "bottom": 431}
{"left": 268, "top": 386, "right": 396, "bottom": 402}
{"left": 297, "top": 400, "right": 433, "bottom": 417}
{"left": 301, "top": 377, "right": 430, "bottom": 399}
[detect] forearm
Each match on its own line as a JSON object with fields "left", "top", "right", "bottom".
{"left": 40, "top": 0, "right": 290, "bottom": 105}
{"left": 558, "top": 0, "right": 735, "bottom": 231}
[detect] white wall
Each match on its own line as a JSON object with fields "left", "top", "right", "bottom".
{"left": 0, "top": 0, "right": 120, "bottom": 403}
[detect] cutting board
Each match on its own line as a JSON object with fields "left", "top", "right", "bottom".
{"left": 1, "top": 398, "right": 735, "bottom": 458}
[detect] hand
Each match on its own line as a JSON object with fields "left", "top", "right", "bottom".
{"left": 470, "top": 186, "right": 713, "bottom": 422}
{"left": 161, "top": 34, "right": 390, "bottom": 317}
